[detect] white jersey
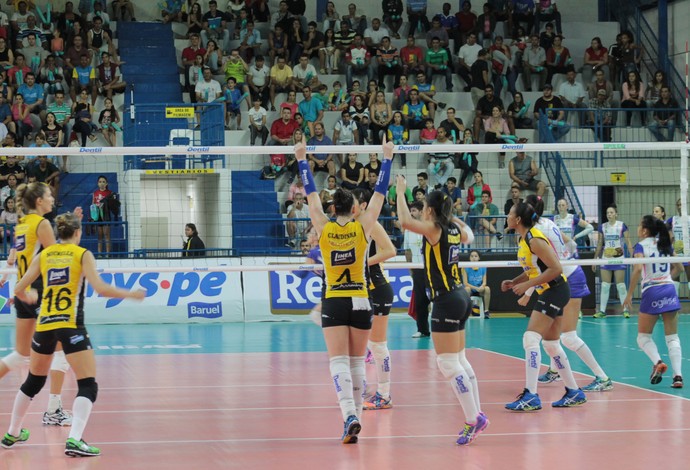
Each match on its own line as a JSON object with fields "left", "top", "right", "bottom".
{"left": 599, "top": 220, "right": 627, "bottom": 258}
{"left": 535, "top": 218, "right": 576, "bottom": 277}
{"left": 554, "top": 213, "right": 580, "bottom": 240}
{"left": 668, "top": 216, "right": 686, "bottom": 255}
{"left": 634, "top": 237, "right": 674, "bottom": 291}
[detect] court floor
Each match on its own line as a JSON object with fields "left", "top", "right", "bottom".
{"left": 0, "top": 315, "right": 689, "bottom": 468}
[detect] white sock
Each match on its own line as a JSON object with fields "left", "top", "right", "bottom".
{"left": 542, "top": 340, "right": 579, "bottom": 390}
{"left": 68, "top": 397, "right": 93, "bottom": 442}
{"left": 349, "top": 356, "right": 366, "bottom": 419}
{"left": 666, "top": 334, "right": 683, "bottom": 377}
{"left": 330, "top": 355, "right": 355, "bottom": 421}
{"left": 8, "top": 391, "right": 31, "bottom": 437}
{"left": 561, "top": 331, "right": 607, "bottom": 379}
{"left": 637, "top": 333, "right": 661, "bottom": 364}
{"left": 368, "top": 341, "right": 391, "bottom": 398}
{"left": 599, "top": 282, "right": 611, "bottom": 312}
{"left": 437, "top": 353, "right": 478, "bottom": 423}
{"left": 524, "top": 332, "right": 542, "bottom": 394}
{"left": 47, "top": 394, "right": 62, "bottom": 414}
{"left": 458, "top": 350, "right": 481, "bottom": 413}
{"left": 616, "top": 283, "right": 628, "bottom": 308}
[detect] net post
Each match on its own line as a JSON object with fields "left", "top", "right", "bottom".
{"left": 682, "top": 146, "right": 689, "bottom": 250}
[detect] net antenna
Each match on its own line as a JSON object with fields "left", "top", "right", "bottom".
{"left": 683, "top": 41, "right": 689, "bottom": 254}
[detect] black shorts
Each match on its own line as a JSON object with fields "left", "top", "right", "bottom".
{"left": 370, "top": 283, "right": 394, "bottom": 316}
{"left": 430, "top": 288, "right": 472, "bottom": 333}
{"left": 14, "top": 284, "right": 42, "bottom": 319}
{"left": 321, "top": 296, "right": 372, "bottom": 330}
{"left": 32, "top": 327, "right": 93, "bottom": 355}
{"left": 534, "top": 281, "right": 571, "bottom": 319}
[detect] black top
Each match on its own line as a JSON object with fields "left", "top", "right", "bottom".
{"left": 343, "top": 161, "right": 364, "bottom": 182}
{"left": 470, "top": 59, "right": 489, "bottom": 89}
{"left": 183, "top": 235, "right": 206, "bottom": 257}
{"left": 367, "top": 240, "right": 389, "bottom": 289}
{"left": 476, "top": 95, "right": 504, "bottom": 116}
{"left": 533, "top": 96, "right": 564, "bottom": 120}
{"left": 422, "top": 224, "right": 462, "bottom": 299}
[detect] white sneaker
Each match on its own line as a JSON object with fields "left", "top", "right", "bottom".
{"left": 42, "top": 408, "right": 73, "bottom": 426}
{"left": 411, "top": 332, "right": 429, "bottom": 338}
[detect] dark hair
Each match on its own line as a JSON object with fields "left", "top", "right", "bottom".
{"left": 641, "top": 215, "right": 672, "bottom": 256}
{"left": 351, "top": 187, "right": 372, "bottom": 205}
{"left": 15, "top": 182, "right": 50, "bottom": 217}
{"left": 410, "top": 200, "right": 424, "bottom": 211}
{"left": 55, "top": 211, "right": 81, "bottom": 240}
{"left": 481, "top": 189, "right": 492, "bottom": 198}
{"left": 3, "top": 195, "right": 14, "bottom": 211}
{"left": 186, "top": 223, "right": 198, "bottom": 237}
{"left": 447, "top": 176, "right": 457, "bottom": 184}
{"left": 524, "top": 194, "right": 545, "bottom": 218}
{"left": 654, "top": 205, "right": 666, "bottom": 219}
{"left": 425, "top": 190, "right": 453, "bottom": 227}
{"left": 513, "top": 201, "right": 537, "bottom": 228}
{"left": 332, "top": 188, "right": 355, "bottom": 216}
{"left": 417, "top": 172, "right": 428, "bottom": 179}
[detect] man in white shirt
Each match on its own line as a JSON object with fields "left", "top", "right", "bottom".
{"left": 287, "top": 193, "right": 310, "bottom": 247}
{"left": 247, "top": 55, "right": 271, "bottom": 109}
{"left": 403, "top": 201, "right": 430, "bottom": 338}
{"left": 292, "top": 53, "right": 319, "bottom": 91}
{"left": 557, "top": 67, "right": 587, "bottom": 125}
{"left": 457, "top": 32, "right": 482, "bottom": 92}
{"left": 522, "top": 34, "right": 547, "bottom": 91}
{"left": 364, "top": 18, "right": 390, "bottom": 52}
{"left": 247, "top": 96, "right": 268, "bottom": 145}
{"left": 332, "top": 109, "right": 359, "bottom": 165}
{"left": 195, "top": 67, "right": 222, "bottom": 103}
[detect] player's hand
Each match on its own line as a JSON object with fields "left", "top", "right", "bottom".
{"left": 382, "top": 133, "right": 394, "bottom": 160}
{"left": 294, "top": 135, "right": 307, "bottom": 162}
{"left": 501, "top": 280, "right": 514, "bottom": 292}
{"left": 395, "top": 174, "right": 406, "bottom": 194}
{"left": 512, "top": 282, "right": 529, "bottom": 296}
{"left": 130, "top": 289, "right": 147, "bottom": 301}
{"left": 73, "top": 206, "right": 84, "bottom": 220}
{"left": 517, "top": 294, "right": 531, "bottom": 306}
{"left": 25, "top": 288, "right": 39, "bottom": 305}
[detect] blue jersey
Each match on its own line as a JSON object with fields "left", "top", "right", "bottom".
{"left": 464, "top": 267, "right": 486, "bottom": 288}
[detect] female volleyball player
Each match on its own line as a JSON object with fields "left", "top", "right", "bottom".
{"left": 623, "top": 215, "right": 683, "bottom": 388}
{"left": 593, "top": 204, "right": 633, "bottom": 318}
{"left": 351, "top": 188, "right": 396, "bottom": 411}
{"left": 395, "top": 176, "right": 487, "bottom": 446}
{"left": 666, "top": 199, "right": 690, "bottom": 296}
{"left": 294, "top": 137, "right": 393, "bottom": 443}
{"left": 523, "top": 196, "right": 612, "bottom": 392}
{"left": 653, "top": 205, "right": 666, "bottom": 222}
{"left": 502, "top": 201, "right": 587, "bottom": 411}
{"left": 553, "top": 198, "right": 594, "bottom": 248}
{"left": 0, "top": 183, "right": 74, "bottom": 426}
{"left": 2, "top": 212, "right": 146, "bottom": 456}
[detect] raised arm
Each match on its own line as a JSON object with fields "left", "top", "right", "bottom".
{"left": 294, "top": 137, "right": 331, "bottom": 235}
{"left": 358, "top": 136, "right": 393, "bottom": 237}
{"left": 367, "top": 222, "right": 396, "bottom": 266}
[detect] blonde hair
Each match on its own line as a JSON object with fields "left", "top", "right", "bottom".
{"left": 15, "top": 182, "right": 50, "bottom": 217}
{"left": 55, "top": 212, "right": 81, "bottom": 240}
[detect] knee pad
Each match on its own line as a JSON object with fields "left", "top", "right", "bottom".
{"left": 437, "top": 353, "right": 462, "bottom": 380}
{"left": 666, "top": 334, "right": 681, "bottom": 350}
{"left": 560, "top": 331, "right": 585, "bottom": 352}
{"left": 616, "top": 282, "right": 627, "bottom": 295}
{"left": 308, "top": 308, "right": 322, "bottom": 326}
{"left": 541, "top": 339, "right": 562, "bottom": 357}
{"left": 329, "top": 355, "right": 350, "bottom": 376}
{"left": 77, "top": 377, "right": 98, "bottom": 403}
{"left": 523, "top": 331, "right": 542, "bottom": 351}
{"left": 368, "top": 341, "right": 389, "bottom": 359}
{"left": 1, "top": 351, "right": 29, "bottom": 371}
{"left": 20, "top": 373, "right": 47, "bottom": 399}
{"left": 637, "top": 333, "right": 653, "bottom": 350}
{"left": 50, "top": 350, "right": 70, "bottom": 374}
{"left": 349, "top": 356, "right": 365, "bottom": 375}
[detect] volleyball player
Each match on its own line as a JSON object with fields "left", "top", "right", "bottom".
{"left": 2, "top": 212, "right": 146, "bottom": 456}
{"left": 553, "top": 198, "right": 594, "bottom": 249}
{"left": 666, "top": 199, "right": 690, "bottom": 296}
{"left": 623, "top": 215, "right": 683, "bottom": 388}
{"left": 0, "top": 183, "right": 73, "bottom": 426}
{"left": 522, "top": 196, "right": 612, "bottom": 391}
{"left": 502, "top": 201, "right": 586, "bottom": 411}
{"left": 395, "top": 176, "right": 487, "bottom": 446}
{"left": 351, "top": 188, "right": 397, "bottom": 411}
{"left": 593, "top": 204, "right": 633, "bottom": 318}
{"left": 294, "top": 137, "right": 393, "bottom": 443}
{"left": 652, "top": 205, "right": 667, "bottom": 222}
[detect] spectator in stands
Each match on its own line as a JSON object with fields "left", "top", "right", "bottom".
{"left": 181, "top": 34, "right": 205, "bottom": 95}
{"left": 533, "top": 83, "right": 570, "bottom": 140}
{"left": 344, "top": 34, "right": 372, "bottom": 91}
{"left": 247, "top": 55, "right": 270, "bottom": 109}
{"left": 195, "top": 66, "right": 222, "bottom": 103}
{"left": 473, "top": 83, "right": 504, "bottom": 140}
{"left": 201, "top": 1, "right": 231, "bottom": 51}
{"left": 586, "top": 89, "right": 614, "bottom": 143}
{"left": 202, "top": 39, "right": 222, "bottom": 74}
{"left": 270, "top": 106, "right": 299, "bottom": 145}
{"left": 268, "top": 55, "right": 293, "bottom": 111}
{"left": 469, "top": 48, "right": 490, "bottom": 106}
{"left": 406, "top": 0, "right": 429, "bottom": 36}
{"left": 39, "top": 54, "right": 64, "bottom": 99}
{"left": 343, "top": 3, "right": 368, "bottom": 36}
{"left": 537, "top": 21, "right": 555, "bottom": 51}
{"left": 402, "top": 88, "right": 427, "bottom": 130}
{"left": 160, "top": 0, "right": 184, "bottom": 24}
{"left": 375, "top": 36, "right": 401, "bottom": 90}
{"left": 382, "top": 0, "right": 404, "bottom": 39}
{"left": 248, "top": 95, "right": 268, "bottom": 145}
{"left": 425, "top": 37, "right": 453, "bottom": 92}
{"left": 15, "top": 71, "right": 42, "bottom": 131}
{"left": 112, "top": 0, "right": 136, "bottom": 22}
{"left": 307, "top": 122, "right": 336, "bottom": 172}
{"left": 71, "top": 53, "right": 97, "bottom": 106}
{"left": 332, "top": 110, "right": 359, "bottom": 162}
{"left": 28, "top": 155, "right": 60, "bottom": 198}
{"left": 187, "top": 53, "right": 204, "bottom": 102}
{"left": 87, "top": 16, "right": 115, "bottom": 61}
{"left": 621, "top": 70, "right": 646, "bottom": 126}
{"left": 474, "top": 3, "right": 495, "bottom": 48}
{"left": 458, "top": 129, "right": 478, "bottom": 189}
{"left": 439, "top": 107, "right": 465, "bottom": 141}
{"left": 412, "top": 172, "right": 429, "bottom": 195}
{"left": 369, "top": 90, "right": 392, "bottom": 145}
{"left": 8, "top": 54, "right": 31, "bottom": 89}
{"left": 292, "top": 53, "right": 319, "bottom": 92}
{"left": 97, "top": 52, "right": 125, "bottom": 101}
{"left": 457, "top": 32, "right": 482, "bottom": 91}
{"left": 98, "top": 97, "right": 120, "bottom": 148}
{"left": 427, "top": 126, "right": 454, "bottom": 188}
{"left": 503, "top": 184, "right": 522, "bottom": 243}
{"left": 285, "top": 0, "right": 308, "bottom": 33}
{"left": 399, "top": 35, "right": 423, "bottom": 80}
{"left": 587, "top": 68, "right": 615, "bottom": 104}
{"left": 322, "top": 1, "right": 341, "bottom": 32}
{"left": 646, "top": 69, "right": 667, "bottom": 106}
{"left": 46, "top": 90, "right": 71, "bottom": 147}
{"left": 413, "top": 71, "right": 445, "bottom": 120}
{"left": 17, "top": 15, "right": 45, "bottom": 50}
{"left": 558, "top": 67, "right": 586, "bottom": 125}
{"left": 22, "top": 33, "right": 46, "bottom": 77}
{"left": 251, "top": 0, "right": 270, "bottom": 23}
{"left": 222, "top": 77, "right": 243, "bottom": 129}
{"left": 648, "top": 86, "right": 678, "bottom": 142}
{"left": 340, "top": 152, "right": 364, "bottom": 190}
{"left": 183, "top": 223, "right": 206, "bottom": 257}
{"left": 280, "top": 89, "right": 298, "bottom": 117}
{"left": 466, "top": 170, "right": 491, "bottom": 209}
{"left": 545, "top": 34, "right": 570, "bottom": 85}
{"left": 582, "top": 36, "right": 609, "bottom": 84}
{"left": 364, "top": 17, "right": 390, "bottom": 54}
{"left": 239, "top": 20, "right": 262, "bottom": 63}
{"left": 0, "top": 175, "right": 18, "bottom": 213}
{"left": 607, "top": 33, "right": 623, "bottom": 87}
{"left": 443, "top": 176, "right": 463, "bottom": 215}
{"left": 507, "top": 91, "right": 532, "bottom": 129}
{"left": 455, "top": 1, "right": 477, "bottom": 46}
{"left": 534, "top": 0, "right": 561, "bottom": 34}
{"left": 470, "top": 189, "right": 501, "bottom": 247}
{"left": 512, "top": 0, "right": 534, "bottom": 37}
{"left": 319, "top": 28, "right": 338, "bottom": 74}
{"left": 425, "top": 16, "right": 449, "bottom": 50}
{"left": 0, "top": 38, "right": 14, "bottom": 72}
{"left": 10, "top": 1, "right": 32, "bottom": 40}
{"left": 333, "top": 20, "right": 356, "bottom": 73}
{"left": 619, "top": 30, "right": 641, "bottom": 76}
{"left": 287, "top": 192, "right": 310, "bottom": 247}
{"left": 489, "top": 36, "right": 516, "bottom": 94}
{"left": 71, "top": 87, "right": 97, "bottom": 146}
{"left": 271, "top": 1, "right": 291, "bottom": 30}
{"left": 268, "top": 24, "right": 289, "bottom": 67}
{"left": 483, "top": 104, "right": 509, "bottom": 168}
{"left": 435, "top": 3, "right": 458, "bottom": 47}
{"left": 0, "top": 155, "right": 25, "bottom": 188}
{"left": 349, "top": 92, "right": 370, "bottom": 142}
{"left": 0, "top": 94, "right": 11, "bottom": 141}
{"left": 509, "top": 151, "right": 546, "bottom": 197}
{"left": 303, "top": 21, "right": 325, "bottom": 65}
{"left": 298, "top": 85, "right": 323, "bottom": 137}
{"left": 186, "top": 3, "right": 204, "bottom": 36}
{"left": 522, "top": 34, "right": 546, "bottom": 91}
{"left": 9, "top": 93, "right": 33, "bottom": 144}
{"left": 42, "top": 112, "right": 64, "bottom": 167}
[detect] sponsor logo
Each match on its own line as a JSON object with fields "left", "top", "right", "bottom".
{"left": 331, "top": 249, "right": 355, "bottom": 266}
{"left": 455, "top": 375, "right": 469, "bottom": 393}
{"left": 333, "top": 374, "right": 342, "bottom": 392}
{"left": 79, "top": 147, "right": 103, "bottom": 153}
{"left": 651, "top": 296, "right": 678, "bottom": 309}
{"left": 14, "top": 234, "right": 25, "bottom": 251}
{"left": 603, "top": 143, "right": 626, "bottom": 149}
{"left": 529, "top": 351, "right": 539, "bottom": 368}
{"left": 47, "top": 268, "right": 69, "bottom": 286}
{"left": 448, "top": 245, "right": 461, "bottom": 264}
{"left": 396, "top": 145, "right": 421, "bottom": 151}
{"left": 383, "top": 357, "right": 390, "bottom": 373}
{"left": 187, "top": 301, "right": 223, "bottom": 319}
{"left": 70, "top": 334, "right": 85, "bottom": 345}
{"left": 39, "top": 314, "right": 70, "bottom": 324}
{"left": 501, "top": 144, "right": 524, "bottom": 150}
{"left": 186, "top": 146, "right": 210, "bottom": 152}
{"left": 444, "top": 318, "right": 460, "bottom": 324}
{"left": 305, "top": 145, "right": 316, "bottom": 152}
{"left": 553, "top": 355, "right": 564, "bottom": 369}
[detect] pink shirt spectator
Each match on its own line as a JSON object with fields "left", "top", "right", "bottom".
{"left": 288, "top": 182, "right": 307, "bottom": 201}
{"left": 483, "top": 117, "right": 510, "bottom": 135}
{"left": 622, "top": 81, "right": 646, "bottom": 101}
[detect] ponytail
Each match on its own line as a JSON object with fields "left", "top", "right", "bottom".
{"left": 425, "top": 190, "right": 453, "bottom": 227}
{"left": 655, "top": 218, "right": 672, "bottom": 256}
{"left": 524, "top": 194, "right": 545, "bottom": 218}
{"left": 514, "top": 201, "right": 537, "bottom": 229}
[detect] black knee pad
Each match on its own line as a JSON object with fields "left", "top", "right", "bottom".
{"left": 77, "top": 377, "right": 98, "bottom": 403}
{"left": 20, "top": 373, "right": 47, "bottom": 398}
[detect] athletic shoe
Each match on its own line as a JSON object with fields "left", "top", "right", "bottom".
{"left": 363, "top": 392, "right": 393, "bottom": 410}
{"left": 65, "top": 438, "right": 101, "bottom": 457}
{"left": 582, "top": 376, "right": 614, "bottom": 392}
{"left": 1, "top": 429, "right": 29, "bottom": 448}
{"left": 552, "top": 387, "right": 587, "bottom": 407}
{"left": 505, "top": 388, "right": 542, "bottom": 411}
{"left": 365, "top": 349, "right": 374, "bottom": 364}
{"left": 456, "top": 412, "right": 489, "bottom": 445}
{"left": 672, "top": 375, "right": 684, "bottom": 389}
{"left": 341, "top": 415, "right": 361, "bottom": 444}
{"left": 593, "top": 311, "right": 606, "bottom": 319}
{"left": 538, "top": 369, "right": 561, "bottom": 384}
{"left": 43, "top": 408, "right": 73, "bottom": 426}
{"left": 411, "top": 332, "right": 430, "bottom": 338}
{"left": 622, "top": 310, "right": 631, "bottom": 318}
{"left": 578, "top": 311, "right": 583, "bottom": 319}
{"left": 650, "top": 360, "right": 668, "bottom": 385}
{"left": 484, "top": 311, "right": 491, "bottom": 319}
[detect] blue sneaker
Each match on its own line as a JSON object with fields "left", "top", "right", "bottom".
{"left": 341, "top": 415, "right": 361, "bottom": 444}
{"left": 552, "top": 387, "right": 587, "bottom": 407}
{"left": 505, "top": 388, "right": 542, "bottom": 411}
{"left": 456, "top": 413, "right": 489, "bottom": 445}
{"left": 538, "top": 369, "right": 561, "bottom": 384}
{"left": 581, "top": 376, "right": 614, "bottom": 392}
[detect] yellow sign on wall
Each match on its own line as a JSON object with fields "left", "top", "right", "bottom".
{"left": 610, "top": 172, "right": 627, "bottom": 183}
{"left": 144, "top": 169, "right": 215, "bottom": 175}
{"left": 165, "top": 107, "right": 195, "bottom": 118}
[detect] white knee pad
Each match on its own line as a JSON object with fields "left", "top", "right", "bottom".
{"left": 1, "top": 351, "right": 29, "bottom": 371}
{"left": 437, "top": 353, "right": 462, "bottom": 380}
{"left": 308, "top": 308, "right": 322, "bottom": 326}
{"left": 616, "top": 282, "right": 628, "bottom": 297}
{"left": 637, "top": 333, "right": 653, "bottom": 350}
{"left": 368, "top": 341, "right": 388, "bottom": 358}
{"left": 329, "top": 355, "right": 350, "bottom": 376}
{"left": 50, "top": 350, "right": 70, "bottom": 374}
{"left": 542, "top": 339, "right": 561, "bottom": 357}
{"left": 666, "top": 334, "right": 681, "bottom": 350}
{"left": 560, "top": 331, "right": 585, "bottom": 352}
{"left": 523, "top": 331, "right": 542, "bottom": 351}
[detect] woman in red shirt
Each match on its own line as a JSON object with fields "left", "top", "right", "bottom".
{"left": 582, "top": 37, "right": 609, "bottom": 84}
{"left": 92, "top": 175, "right": 113, "bottom": 254}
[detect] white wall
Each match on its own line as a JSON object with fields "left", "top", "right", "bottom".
{"left": 643, "top": 0, "right": 690, "bottom": 79}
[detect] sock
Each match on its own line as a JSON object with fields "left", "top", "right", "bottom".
{"left": 349, "top": 356, "right": 366, "bottom": 418}
{"left": 616, "top": 283, "right": 628, "bottom": 308}
{"left": 368, "top": 341, "right": 391, "bottom": 398}
{"left": 8, "top": 391, "right": 31, "bottom": 437}
{"left": 68, "top": 397, "right": 93, "bottom": 442}
{"left": 437, "top": 353, "right": 478, "bottom": 423}
{"left": 599, "top": 282, "right": 611, "bottom": 312}
{"left": 674, "top": 281, "right": 680, "bottom": 296}
{"left": 458, "top": 350, "right": 481, "bottom": 413}
{"left": 330, "top": 355, "right": 355, "bottom": 421}
{"left": 637, "top": 333, "right": 661, "bottom": 364}
{"left": 665, "top": 334, "right": 683, "bottom": 377}
{"left": 542, "top": 340, "right": 579, "bottom": 390}
{"left": 47, "top": 394, "right": 62, "bottom": 414}
{"left": 524, "top": 331, "right": 542, "bottom": 394}
{"left": 561, "top": 331, "right": 607, "bottom": 379}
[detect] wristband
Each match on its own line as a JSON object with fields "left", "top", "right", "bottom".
{"left": 298, "top": 160, "right": 317, "bottom": 195}
{"left": 374, "top": 158, "right": 392, "bottom": 195}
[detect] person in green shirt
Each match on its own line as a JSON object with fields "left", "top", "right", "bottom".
{"left": 424, "top": 37, "right": 453, "bottom": 92}
{"left": 470, "top": 189, "right": 502, "bottom": 249}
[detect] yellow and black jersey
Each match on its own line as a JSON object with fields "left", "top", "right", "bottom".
{"left": 423, "top": 223, "right": 463, "bottom": 299}
{"left": 366, "top": 240, "right": 389, "bottom": 290}
{"left": 320, "top": 220, "right": 369, "bottom": 298}
{"left": 36, "top": 243, "right": 87, "bottom": 332}
{"left": 517, "top": 227, "right": 567, "bottom": 295}
{"left": 14, "top": 213, "right": 45, "bottom": 290}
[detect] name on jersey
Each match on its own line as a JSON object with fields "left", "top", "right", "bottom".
{"left": 14, "top": 234, "right": 25, "bottom": 251}
{"left": 47, "top": 268, "right": 69, "bottom": 286}
{"left": 331, "top": 249, "right": 355, "bottom": 266}
{"left": 327, "top": 232, "right": 357, "bottom": 240}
